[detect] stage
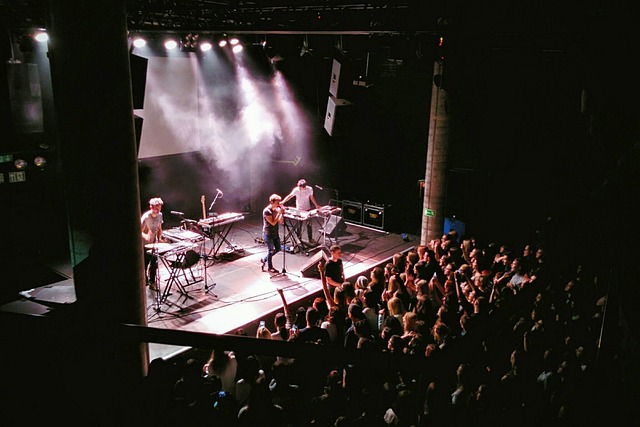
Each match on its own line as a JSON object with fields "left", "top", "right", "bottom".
{"left": 1, "top": 212, "right": 417, "bottom": 361}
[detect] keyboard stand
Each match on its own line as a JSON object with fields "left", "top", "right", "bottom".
{"left": 283, "top": 218, "right": 305, "bottom": 254}
{"left": 203, "top": 222, "right": 236, "bottom": 259}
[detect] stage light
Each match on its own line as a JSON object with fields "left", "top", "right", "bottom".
{"left": 200, "top": 41, "right": 212, "bottom": 52}
{"left": 229, "top": 37, "right": 239, "bottom": 46}
{"left": 218, "top": 39, "right": 228, "bottom": 47}
{"left": 14, "top": 159, "right": 27, "bottom": 170}
{"left": 181, "top": 33, "right": 199, "bottom": 51}
{"left": 232, "top": 44, "right": 243, "bottom": 54}
{"left": 34, "top": 156, "right": 47, "bottom": 168}
{"left": 164, "top": 39, "right": 178, "bottom": 50}
{"left": 34, "top": 32, "right": 48, "bottom": 43}
{"left": 132, "top": 37, "right": 146, "bottom": 48}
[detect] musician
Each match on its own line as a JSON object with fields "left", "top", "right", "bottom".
{"left": 281, "top": 178, "right": 320, "bottom": 245}
{"left": 141, "top": 197, "right": 165, "bottom": 290}
{"left": 261, "top": 194, "right": 285, "bottom": 273}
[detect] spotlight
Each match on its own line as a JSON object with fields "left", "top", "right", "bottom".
{"left": 200, "top": 41, "right": 212, "bottom": 52}
{"left": 34, "top": 32, "right": 48, "bottom": 43}
{"left": 164, "top": 39, "right": 178, "bottom": 50}
{"left": 229, "top": 37, "right": 239, "bottom": 46}
{"left": 218, "top": 39, "right": 228, "bottom": 48}
{"left": 232, "top": 44, "right": 243, "bottom": 53}
{"left": 132, "top": 37, "right": 146, "bottom": 48}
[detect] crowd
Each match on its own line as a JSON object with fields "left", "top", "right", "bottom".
{"left": 135, "top": 232, "right": 610, "bottom": 426}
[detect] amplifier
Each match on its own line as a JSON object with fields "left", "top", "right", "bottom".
{"left": 363, "top": 204, "right": 385, "bottom": 230}
{"left": 341, "top": 200, "right": 363, "bottom": 224}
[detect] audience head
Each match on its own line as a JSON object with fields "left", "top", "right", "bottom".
{"left": 306, "top": 306, "right": 321, "bottom": 327}
{"left": 274, "top": 312, "right": 286, "bottom": 329}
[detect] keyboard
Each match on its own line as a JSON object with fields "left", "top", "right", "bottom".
{"left": 309, "top": 205, "right": 342, "bottom": 218}
{"left": 284, "top": 207, "right": 310, "bottom": 221}
{"left": 163, "top": 227, "right": 204, "bottom": 243}
{"left": 198, "top": 212, "right": 245, "bottom": 228}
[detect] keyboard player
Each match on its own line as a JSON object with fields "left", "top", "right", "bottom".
{"left": 281, "top": 178, "right": 320, "bottom": 245}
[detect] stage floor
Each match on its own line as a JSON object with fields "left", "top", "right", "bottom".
{"left": 1, "top": 213, "right": 417, "bottom": 360}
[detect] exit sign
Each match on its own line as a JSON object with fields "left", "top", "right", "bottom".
{"left": 424, "top": 209, "right": 435, "bottom": 217}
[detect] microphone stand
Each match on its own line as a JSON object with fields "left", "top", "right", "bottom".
{"left": 147, "top": 233, "right": 180, "bottom": 319}
{"left": 316, "top": 185, "right": 340, "bottom": 204}
{"left": 150, "top": 233, "right": 162, "bottom": 312}
{"left": 271, "top": 208, "right": 299, "bottom": 279}
{"left": 194, "top": 224, "right": 217, "bottom": 298}
{"left": 208, "top": 191, "right": 222, "bottom": 212}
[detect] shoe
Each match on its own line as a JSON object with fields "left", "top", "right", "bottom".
{"left": 260, "top": 259, "right": 266, "bottom": 272}
{"left": 268, "top": 268, "right": 279, "bottom": 274}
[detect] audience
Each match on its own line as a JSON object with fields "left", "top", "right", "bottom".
{"left": 137, "top": 238, "right": 610, "bottom": 427}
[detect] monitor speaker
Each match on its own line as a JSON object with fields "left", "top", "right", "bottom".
{"left": 323, "top": 215, "right": 347, "bottom": 237}
{"left": 300, "top": 250, "right": 328, "bottom": 278}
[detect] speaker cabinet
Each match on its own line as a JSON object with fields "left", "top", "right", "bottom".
{"left": 342, "top": 200, "right": 363, "bottom": 224}
{"left": 324, "top": 95, "right": 353, "bottom": 137}
{"left": 329, "top": 59, "right": 343, "bottom": 98}
{"left": 322, "top": 215, "right": 347, "bottom": 238}
{"left": 363, "top": 204, "right": 385, "bottom": 230}
{"left": 130, "top": 53, "right": 148, "bottom": 110}
{"left": 300, "top": 250, "right": 328, "bottom": 278}
{"left": 134, "top": 114, "right": 143, "bottom": 154}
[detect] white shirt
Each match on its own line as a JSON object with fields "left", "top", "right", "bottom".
{"left": 290, "top": 185, "right": 314, "bottom": 210}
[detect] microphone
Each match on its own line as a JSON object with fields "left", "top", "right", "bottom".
{"left": 217, "top": 188, "right": 223, "bottom": 196}
{"left": 170, "top": 210, "right": 185, "bottom": 216}
{"left": 315, "top": 185, "right": 324, "bottom": 190}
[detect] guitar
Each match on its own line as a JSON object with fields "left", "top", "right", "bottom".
{"left": 201, "top": 195, "right": 206, "bottom": 220}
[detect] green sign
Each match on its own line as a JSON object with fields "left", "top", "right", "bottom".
{"left": 424, "top": 209, "right": 435, "bottom": 217}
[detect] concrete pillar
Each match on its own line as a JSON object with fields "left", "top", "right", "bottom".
{"left": 421, "top": 59, "right": 451, "bottom": 245}
{"left": 46, "top": 0, "right": 147, "bottom": 420}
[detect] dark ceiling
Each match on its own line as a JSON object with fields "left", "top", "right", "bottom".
{"left": 2, "top": 1, "right": 621, "bottom": 65}
{"left": 0, "top": 1, "right": 613, "bottom": 36}
{"left": 1, "top": 1, "right": 439, "bottom": 34}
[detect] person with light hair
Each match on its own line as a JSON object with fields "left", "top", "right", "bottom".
{"left": 141, "top": 197, "right": 164, "bottom": 290}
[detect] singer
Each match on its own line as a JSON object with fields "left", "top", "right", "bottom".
{"left": 141, "top": 197, "right": 165, "bottom": 290}
{"left": 260, "top": 194, "right": 284, "bottom": 273}
{"left": 281, "top": 178, "right": 320, "bottom": 245}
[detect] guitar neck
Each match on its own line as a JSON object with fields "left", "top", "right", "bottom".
{"left": 201, "top": 196, "right": 206, "bottom": 220}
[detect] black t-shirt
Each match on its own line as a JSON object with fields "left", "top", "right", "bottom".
{"left": 297, "top": 325, "right": 331, "bottom": 345}
{"left": 262, "top": 205, "right": 279, "bottom": 236}
{"left": 325, "top": 259, "right": 344, "bottom": 284}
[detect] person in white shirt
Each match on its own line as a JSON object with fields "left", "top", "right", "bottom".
{"left": 281, "top": 178, "right": 320, "bottom": 245}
